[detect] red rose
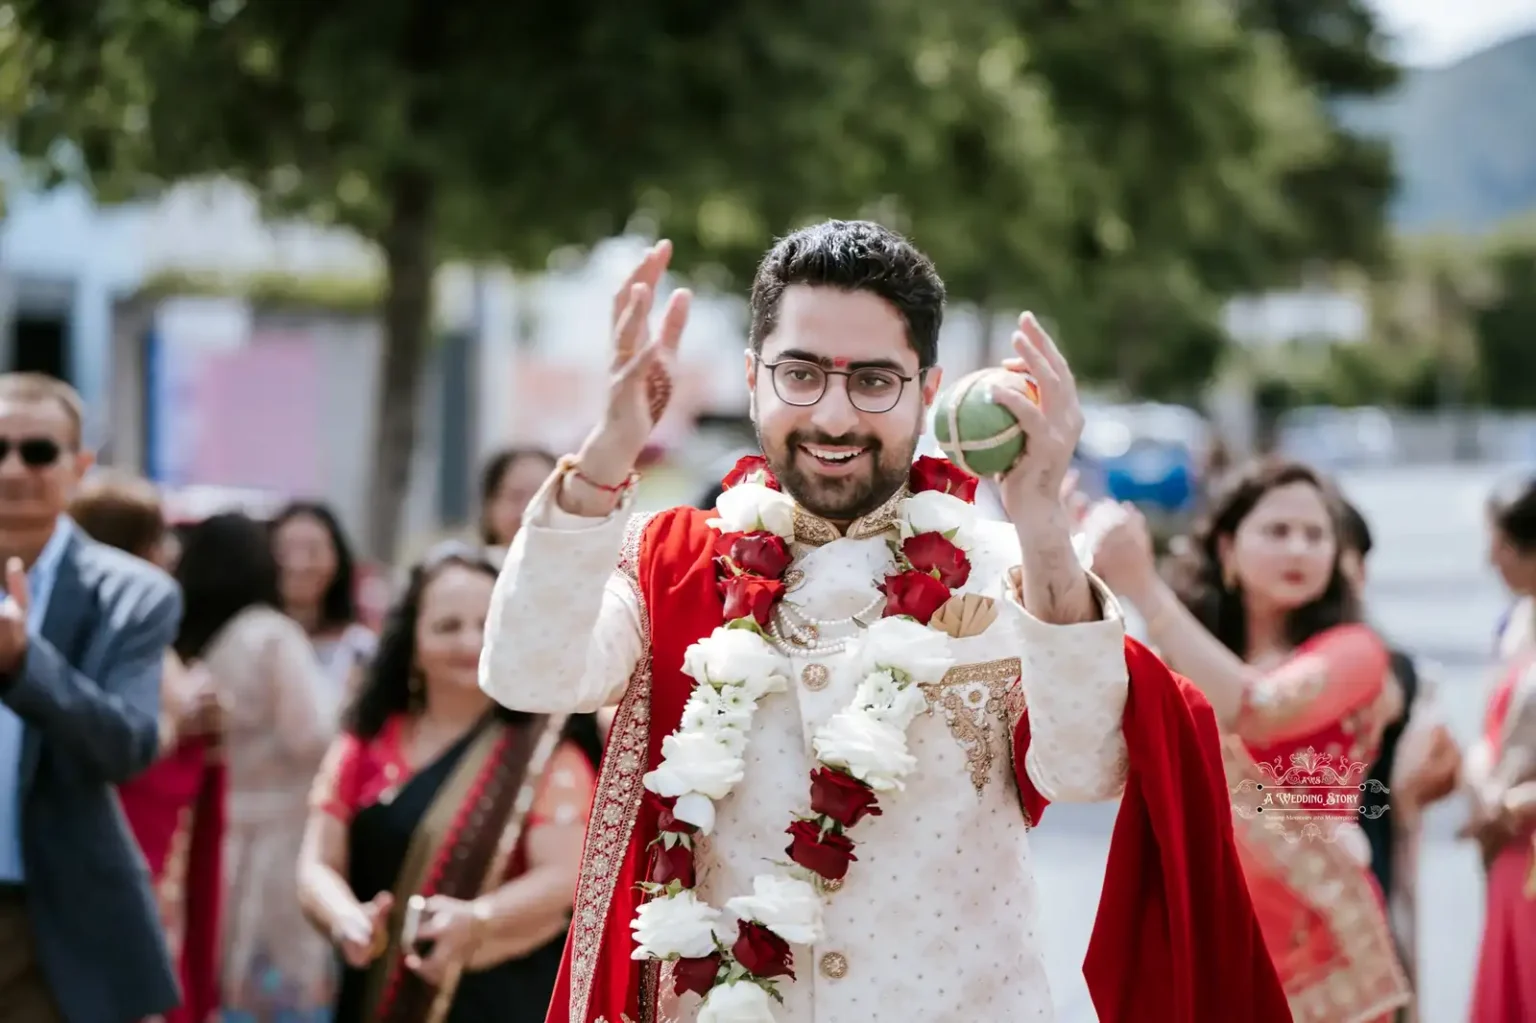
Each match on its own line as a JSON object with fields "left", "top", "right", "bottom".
{"left": 901, "top": 533, "right": 971, "bottom": 589}
{"left": 672, "top": 953, "right": 723, "bottom": 997}
{"left": 808, "top": 767, "right": 883, "bottom": 828}
{"left": 722, "top": 455, "right": 779, "bottom": 491}
{"left": 720, "top": 575, "right": 785, "bottom": 627}
{"left": 785, "top": 818, "right": 858, "bottom": 881}
{"left": 731, "top": 921, "right": 795, "bottom": 979}
{"left": 652, "top": 795, "right": 698, "bottom": 836}
{"left": 879, "top": 570, "right": 952, "bottom": 625}
{"left": 713, "top": 531, "right": 745, "bottom": 560}
{"left": 909, "top": 455, "right": 978, "bottom": 502}
{"left": 648, "top": 840, "right": 695, "bottom": 888}
{"left": 730, "top": 532, "right": 791, "bottom": 579}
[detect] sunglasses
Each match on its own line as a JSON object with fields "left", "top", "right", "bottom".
{"left": 0, "top": 437, "right": 64, "bottom": 468}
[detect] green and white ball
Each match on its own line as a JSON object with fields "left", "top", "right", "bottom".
{"left": 932, "top": 368, "right": 1038, "bottom": 477}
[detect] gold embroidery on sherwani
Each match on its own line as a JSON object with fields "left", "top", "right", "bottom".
{"left": 791, "top": 486, "right": 908, "bottom": 550}
{"left": 569, "top": 515, "right": 655, "bottom": 1023}
{"left": 922, "top": 658, "right": 1023, "bottom": 795}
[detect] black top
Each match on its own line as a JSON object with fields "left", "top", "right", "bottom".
{"left": 333, "top": 724, "right": 566, "bottom": 1023}
{"left": 1360, "top": 649, "right": 1419, "bottom": 899}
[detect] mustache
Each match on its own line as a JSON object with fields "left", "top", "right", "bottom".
{"left": 788, "top": 431, "right": 882, "bottom": 451}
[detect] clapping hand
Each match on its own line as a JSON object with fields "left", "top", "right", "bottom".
{"left": 405, "top": 895, "right": 490, "bottom": 986}
{"left": 1084, "top": 501, "right": 1160, "bottom": 604}
{"left": 0, "top": 558, "right": 30, "bottom": 675}
{"left": 334, "top": 891, "right": 393, "bottom": 968}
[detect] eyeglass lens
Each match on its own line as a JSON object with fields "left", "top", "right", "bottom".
{"left": 771, "top": 362, "right": 905, "bottom": 413}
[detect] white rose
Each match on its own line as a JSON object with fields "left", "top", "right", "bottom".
{"left": 859, "top": 677, "right": 929, "bottom": 730}
{"left": 899, "top": 489, "right": 976, "bottom": 548}
{"left": 682, "top": 627, "right": 789, "bottom": 694}
{"left": 708, "top": 483, "right": 797, "bottom": 540}
{"left": 855, "top": 617, "right": 953, "bottom": 683}
{"left": 812, "top": 708, "right": 917, "bottom": 791}
{"left": 681, "top": 685, "right": 757, "bottom": 737}
{"left": 672, "top": 791, "right": 718, "bottom": 834}
{"left": 630, "top": 890, "right": 721, "bottom": 960}
{"left": 696, "top": 980, "right": 777, "bottom": 1023}
{"left": 643, "top": 731, "right": 744, "bottom": 801}
{"left": 724, "top": 873, "right": 826, "bottom": 946}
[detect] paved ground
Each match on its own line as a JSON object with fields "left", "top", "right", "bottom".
{"left": 1032, "top": 463, "right": 1517, "bottom": 1022}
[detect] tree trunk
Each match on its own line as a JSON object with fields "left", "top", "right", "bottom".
{"left": 365, "top": 167, "right": 436, "bottom": 562}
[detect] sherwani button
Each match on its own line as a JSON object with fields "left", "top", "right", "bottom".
{"left": 819, "top": 951, "right": 849, "bottom": 979}
{"left": 801, "top": 664, "right": 830, "bottom": 691}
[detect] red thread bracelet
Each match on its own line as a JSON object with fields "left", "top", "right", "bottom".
{"left": 560, "top": 456, "right": 637, "bottom": 495}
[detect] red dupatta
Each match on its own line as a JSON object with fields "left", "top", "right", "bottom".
{"left": 544, "top": 507, "right": 1290, "bottom": 1023}
{"left": 117, "top": 736, "right": 226, "bottom": 1023}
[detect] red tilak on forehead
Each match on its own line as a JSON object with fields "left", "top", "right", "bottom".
{"left": 831, "top": 357, "right": 850, "bottom": 369}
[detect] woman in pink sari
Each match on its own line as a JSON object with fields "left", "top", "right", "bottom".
{"left": 70, "top": 473, "right": 225, "bottom": 1023}
{"left": 1464, "top": 474, "right": 1536, "bottom": 1022}
{"left": 1089, "top": 458, "right": 1410, "bottom": 1023}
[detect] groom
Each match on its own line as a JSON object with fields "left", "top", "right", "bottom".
{"left": 481, "top": 221, "right": 1287, "bottom": 1023}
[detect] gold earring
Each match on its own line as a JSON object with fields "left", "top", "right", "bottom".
{"left": 1222, "top": 562, "right": 1240, "bottom": 591}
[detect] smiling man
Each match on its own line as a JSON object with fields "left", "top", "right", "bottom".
{"left": 481, "top": 221, "right": 1286, "bottom": 1023}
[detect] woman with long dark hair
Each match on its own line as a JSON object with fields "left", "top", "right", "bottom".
{"left": 1087, "top": 457, "right": 1410, "bottom": 1023}
{"left": 178, "top": 512, "right": 339, "bottom": 1022}
{"left": 271, "top": 501, "right": 377, "bottom": 700}
{"left": 1465, "top": 473, "right": 1536, "bottom": 1022}
{"left": 297, "top": 545, "right": 594, "bottom": 1023}
{"left": 70, "top": 473, "right": 225, "bottom": 1023}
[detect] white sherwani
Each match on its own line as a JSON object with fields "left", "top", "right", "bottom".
{"left": 482, "top": 481, "right": 1130, "bottom": 1023}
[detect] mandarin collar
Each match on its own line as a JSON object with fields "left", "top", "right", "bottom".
{"left": 789, "top": 485, "right": 909, "bottom": 549}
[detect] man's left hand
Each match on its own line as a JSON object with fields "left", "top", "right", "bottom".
{"left": 988, "top": 312, "right": 1085, "bottom": 525}
{"left": 0, "top": 558, "right": 30, "bottom": 675}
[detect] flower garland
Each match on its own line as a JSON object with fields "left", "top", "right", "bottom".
{"left": 633, "top": 455, "right": 980, "bottom": 1022}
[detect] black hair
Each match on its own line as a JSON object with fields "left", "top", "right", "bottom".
{"left": 270, "top": 500, "right": 359, "bottom": 629}
{"left": 479, "top": 446, "right": 559, "bottom": 545}
{"left": 1338, "top": 497, "right": 1373, "bottom": 560}
{"left": 344, "top": 542, "right": 604, "bottom": 770}
{"left": 1489, "top": 473, "right": 1536, "bottom": 552}
{"left": 1165, "top": 457, "right": 1360, "bottom": 655}
{"left": 174, "top": 512, "right": 283, "bottom": 660}
{"left": 748, "top": 220, "right": 946, "bottom": 369}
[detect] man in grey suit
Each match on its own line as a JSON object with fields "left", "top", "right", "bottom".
{"left": 0, "top": 373, "right": 182, "bottom": 1023}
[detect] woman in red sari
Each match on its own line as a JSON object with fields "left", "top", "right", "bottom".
{"left": 70, "top": 472, "right": 225, "bottom": 1023}
{"left": 1464, "top": 474, "right": 1536, "bottom": 1022}
{"left": 297, "top": 544, "right": 597, "bottom": 1023}
{"left": 1089, "top": 458, "right": 1410, "bottom": 1023}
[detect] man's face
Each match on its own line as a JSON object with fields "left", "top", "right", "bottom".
{"left": 747, "top": 285, "right": 941, "bottom": 522}
{"left": 0, "top": 398, "right": 92, "bottom": 528}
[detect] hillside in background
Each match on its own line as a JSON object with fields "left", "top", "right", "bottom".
{"left": 1341, "top": 33, "right": 1536, "bottom": 233}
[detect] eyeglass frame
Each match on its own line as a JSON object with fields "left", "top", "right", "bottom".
{"left": 749, "top": 352, "right": 927, "bottom": 414}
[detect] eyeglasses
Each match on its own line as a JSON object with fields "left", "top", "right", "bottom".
{"left": 759, "top": 359, "right": 916, "bottom": 414}
{"left": 0, "top": 438, "right": 63, "bottom": 469}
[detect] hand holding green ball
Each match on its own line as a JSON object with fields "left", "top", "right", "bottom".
{"left": 933, "top": 367, "right": 1043, "bottom": 478}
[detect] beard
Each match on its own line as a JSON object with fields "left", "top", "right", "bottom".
{"left": 757, "top": 424, "right": 918, "bottom": 523}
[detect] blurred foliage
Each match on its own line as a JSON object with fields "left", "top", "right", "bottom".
{"left": 1253, "top": 211, "right": 1536, "bottom": 411}
{"left": 3, "top": 0, "right": 1404, "bottom": 551}
{"left": 138, "top": 269, "right": 385, "bottom": 314}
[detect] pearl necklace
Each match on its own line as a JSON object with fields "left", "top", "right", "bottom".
{"left": 768, "top": 580, "right": 888, "bottom": 656}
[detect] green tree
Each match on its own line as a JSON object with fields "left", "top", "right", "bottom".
{"left": 10, "top": 0, "right": 989, "bottom": 557}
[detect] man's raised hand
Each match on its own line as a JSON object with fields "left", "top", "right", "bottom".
{"left": 562, "top": 242, "right": 692, "bottom": 514}
{"left": 0, "top": 557, "right": 29, "bottom": 675}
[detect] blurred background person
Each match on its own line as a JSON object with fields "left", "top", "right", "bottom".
{"left": 271, "top": 501, "right": 377, "bottom": 704}
{"left": 297, "top": 545, "right": 594, "bottom": 1023}
{"left": 70, "top": 470, "right": 227, "bottom": 1023}
{"left": 176, "top": 512, "right": 340, "bottom": 1022}
{"left": 0, "top": 373, "right": 185, "bottom": 1022}
{"left": 1087, "top": 457, "right": 1411, "bottom": 1022}
{"left": 1462, "top": 474, "right": 1536, "bottom": 1023}
{"left": 1338, "top": 496, "right": 1461, "bottom": 1021}
{"left": 478, "top": 448, "right": 558, "bottom": 560}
